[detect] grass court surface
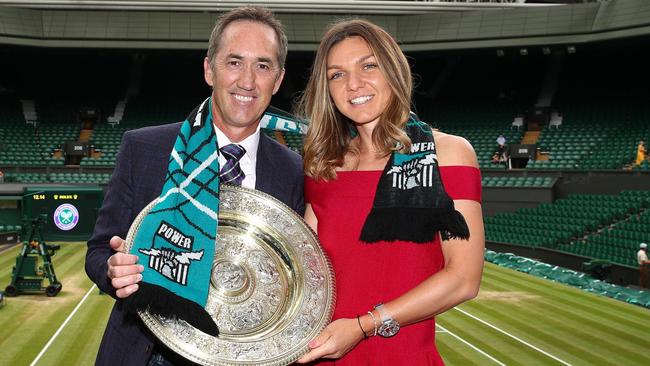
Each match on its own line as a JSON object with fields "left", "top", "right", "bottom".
{"left": 1, "top": 243, "right": 648, "bottom": 365}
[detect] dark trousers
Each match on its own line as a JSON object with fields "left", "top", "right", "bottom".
{"left": 148, "top": 352, "right": 176, "bottom": 366}
{"left": 148, "top": 345, "right": 198, "bottom": 366}
{"left": 640, "top": 265, "right": 649, "bottom": 288}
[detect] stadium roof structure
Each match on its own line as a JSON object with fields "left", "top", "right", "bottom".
{"left": 0, "top": 0, "right": 647, "bottom": 50}
{"left": 0, "top": 0, "right": 563, "bottom": 15}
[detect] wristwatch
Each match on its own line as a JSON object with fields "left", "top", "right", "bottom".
{"left": 374, "top": 303, "right": 400, "bottom": 338}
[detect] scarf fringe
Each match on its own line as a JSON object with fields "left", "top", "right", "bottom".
{"left": 123, "top": 282, "right": 219, "bottom": 337}
{"left": 360, "top": 207, "right": 470, "bottom": 244}
{"left": 439, "top": 209, "right": 471, "bottom": 241}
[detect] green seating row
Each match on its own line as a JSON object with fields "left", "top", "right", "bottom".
{"left": 525, "top": 101, "right": 649, "bottom": 170}
{"left": 481, "top": 176, "right": 554, "bottom": 188}
{"left": 485, "top": 191, "right": 650, "bottom": 255}
{"left": 3, "top": 172, "right": 111, "bottom": 184}
{"left": 0, "top": 225, "right": 22, "bottom": 233}
{"left": 558, "top": 242, "right": 637, "bottom": 267}
{"left": 3, "top": 98, "right": 647, "bottom": 173}
{"left": 282, "top": 131, "right": 303, "bottom": 153}
{"left": 418, "top": 102, "right": 524, "bottom": 170}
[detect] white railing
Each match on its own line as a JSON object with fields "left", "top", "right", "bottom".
{"left": 20, "top": 99, "right": 37, "bottom": 125}
{"left": 107, "top": 99, "right": 126, "bottom": 125}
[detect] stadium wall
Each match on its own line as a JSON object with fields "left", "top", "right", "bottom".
{"left": 555, "top": 171, "right": 650, "bottom": 198}
{"left": 481, "top": 171, "right": 650, "bottom": 216}
{"left": 482, "top": 186, "right": 555, "bottom": 216}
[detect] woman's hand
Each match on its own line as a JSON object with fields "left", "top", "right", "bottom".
{"left": 296, "top": 318, "right": 365, "bottom": 363}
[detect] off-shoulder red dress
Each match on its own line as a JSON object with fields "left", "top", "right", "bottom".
{"left": 304, "top": 166, "right": 481, "bottom": 365}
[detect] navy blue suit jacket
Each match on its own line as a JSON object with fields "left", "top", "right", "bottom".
{"left": 85, "top": 122, "right": 304, "bottom": 366}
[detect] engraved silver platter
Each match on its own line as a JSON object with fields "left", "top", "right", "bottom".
{"left": 125, "top": 185, "right": 335, "bottom": 366}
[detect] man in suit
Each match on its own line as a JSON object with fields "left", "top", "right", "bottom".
{"left": 85, "top": 7, "right": 304, "bottom": 365}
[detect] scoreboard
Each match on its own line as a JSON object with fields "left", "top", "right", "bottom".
{"left": 22, "top": 187, "right": 103, "bottom": 241}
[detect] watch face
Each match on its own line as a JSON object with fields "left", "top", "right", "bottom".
{"left": 378, "top": 320, "right": 400, "bottom": 338}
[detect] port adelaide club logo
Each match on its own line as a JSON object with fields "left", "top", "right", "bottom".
{"left": 387, "top": 142, "right": 437, "bottom": 190}
{"left": 138, "top": 221, "right": 204, "bottom": 285}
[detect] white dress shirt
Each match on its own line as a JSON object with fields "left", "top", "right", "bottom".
{"left": 638, "top": 249, "right": 649, "bottom": 266}
{"left": 214, "top": 124, "right": 260, "bottom": 189}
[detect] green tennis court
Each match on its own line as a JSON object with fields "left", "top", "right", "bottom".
{"left": 1, "top": 243, "right": 648, "bottom": 365}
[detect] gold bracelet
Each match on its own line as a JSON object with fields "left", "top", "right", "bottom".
{"left": 367, "top": 311, "right": 378, "bottom": 336}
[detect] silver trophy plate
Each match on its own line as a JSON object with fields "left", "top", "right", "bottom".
{"left": 125, "top": 185, "right": 335, "bottom": 366}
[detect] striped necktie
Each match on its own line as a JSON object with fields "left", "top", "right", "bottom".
{"left": 219, "top": 144, "right": 246, "bottom": 185}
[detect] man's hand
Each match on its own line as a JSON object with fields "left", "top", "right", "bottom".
{"left": 106, "top": 236, "right": 143, "bottom": 298}
{"left": 296, "top": 318, "right": 364, "bottom": 363}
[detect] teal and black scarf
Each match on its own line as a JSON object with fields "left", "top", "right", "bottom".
{"left": 360, "top": 114, "right": 470, "bottom": 244}
{"left": 124, "top": 98, "right": 221, "bottom": 335}
{"left": 123, "top": 98, "right": 306, "bottom": 336}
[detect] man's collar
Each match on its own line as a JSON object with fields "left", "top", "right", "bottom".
{"left": 214, "top": 123, "right": 261, "bottom": 165}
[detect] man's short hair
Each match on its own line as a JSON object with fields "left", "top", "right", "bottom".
{"left": 207, "top": 6, "right": 288, "bottom": 70}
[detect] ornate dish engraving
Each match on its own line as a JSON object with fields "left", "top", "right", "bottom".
{"left": 125, "top": 185, "right": 335, "bottom": 366}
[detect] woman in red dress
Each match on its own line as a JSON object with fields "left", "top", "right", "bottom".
{"left": 296, "top": 20, "right": 484, "bottom": 365}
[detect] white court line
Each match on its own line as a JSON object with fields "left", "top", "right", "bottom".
{"left": 436, "top": 324, "right": 506, "bottom": 366}
{"left": 455, "top": 307, "right": 572, "bottom": 366}
{"left": 30, "top": 284, "right": 97, "bottom": 366}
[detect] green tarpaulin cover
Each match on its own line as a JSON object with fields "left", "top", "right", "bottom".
{"left": 485, "top": 250, "right": 650, "bottom": 308}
